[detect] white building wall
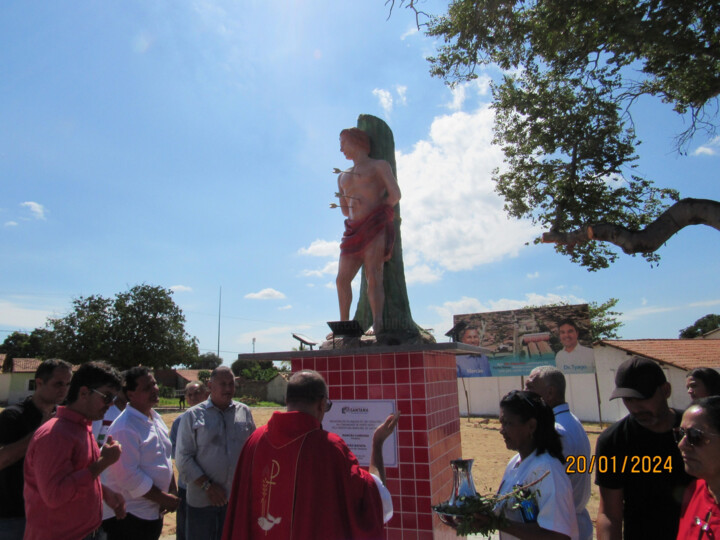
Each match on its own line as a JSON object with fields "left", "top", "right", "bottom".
{"left": 457, "top": 345, "right": 693, "bottom": 423}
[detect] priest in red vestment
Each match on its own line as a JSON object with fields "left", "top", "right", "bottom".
{"left": 222, "top": 370, "right": 398, "bottom": 540}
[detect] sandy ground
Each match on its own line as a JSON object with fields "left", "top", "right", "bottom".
{"left": 160, "top": 408, "right": 604, "bottom": 539}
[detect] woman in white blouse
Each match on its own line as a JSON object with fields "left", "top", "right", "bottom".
{"left": 492, "top": 390, "right": 578, "bottom": 540}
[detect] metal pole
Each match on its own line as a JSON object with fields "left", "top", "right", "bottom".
{"left": 217, "top": 286, "right": 222, "bottom": 358}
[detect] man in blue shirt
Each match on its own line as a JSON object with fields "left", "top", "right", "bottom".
{"left": 176, "top": 366, "right": 255, "bottom": 540}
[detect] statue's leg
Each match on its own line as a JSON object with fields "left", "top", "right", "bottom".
{"left": 336, "top": 254, "right": 363, "bottom": 321}
{"left": 363, "top": 233, "right": 388, "bottom": 335}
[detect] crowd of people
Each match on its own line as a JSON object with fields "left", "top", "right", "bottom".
{"left": 1, "top": 356, "right": 719, "bottom": 540}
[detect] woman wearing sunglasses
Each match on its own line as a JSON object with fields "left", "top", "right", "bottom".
{"left": 675, "top": 396, "right": 720, "bottom": 538}
{"left": 492, "top": 390, "right": 578, "bottom": 540}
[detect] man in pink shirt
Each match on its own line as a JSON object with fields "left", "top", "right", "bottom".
{"left": 23, "top": 361, "right": 127, "bottom": 540}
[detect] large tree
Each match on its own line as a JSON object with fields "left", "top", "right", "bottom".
{"left": 46, "top": 284, "right": 199, "bottom": 369}
{"left": 395, "top": 0, "right": 720, "bottom": 270}
{"left": 679, "top": 313, "right": 720, "bottom": 338}
{"left": 0, "top": 329, "right": 53, "bottom": 367}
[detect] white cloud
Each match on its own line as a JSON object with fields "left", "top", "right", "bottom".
{"left": 693, "top": 136, "right": 720, "bottom": 156}
{"left": 527, "top": 272, "right": 540, "bottom": 279}
{"left": 278, "top": 304, "right": 293, "bottom": 311}
{"left": 405, "top": 264, "right": 443, "bottom": 284}
{"left": 447, "top": 85, "right": 468, "bottom": 111}
{"left": 397, "top": 105, "right": 538, "bottom": 274}
{"left": 244, "top": 288, "right": 287, "bottom": 300}
{"left": 298, "top": 239, "right": 339, "bottom": 257}
{"left": 21, "top": 201, "right": 46, "bottom": 220}
{"left": 132, "top": 33, "right": 153, "bottom": 54}
{"left": 395, "top": 85, "right": 408, "bottom": 106}
{"left": 170, "top": 285, "right": 193, "bottom": 293}
{"left": 5, "top": 221, "right": 18, "bottom": 227}
{"left": 446, "top": 78, "right": 492, "bottom": 110}
{"left": 302, "top": 261, "right": 338, "bottom": 278}
{"left": 0, "top": 299, "right": 57, "bottom": 328}
{"left": 619, "top": 298, "right": 720, "bottom": 321}
{"left": 373, "top": 88, "right": 394, "bottom": 116}
{"left": 400, "top": 26, "right": 418, "bottom": 40}
{"left": 373, "top": 86, "right": 410, "bottom": 117}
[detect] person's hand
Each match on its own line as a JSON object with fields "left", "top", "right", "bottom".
{"left": 206, "top": 483, "right": 228, "bottom": 507}
{"left": 373, "top": 412, "right": 400, "bottom": 446}
{"left": 100, "top": 436, "right": 122, "bottom": 466}
{"left": 159, "top": 492, "right": 180, "bottom": 514}
{"left": 104, "top": 487, "right": 126, "bottom": 519}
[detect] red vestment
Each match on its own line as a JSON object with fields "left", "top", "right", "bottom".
{"left": 340, "top": 204, "right": 395, "bottom": 259}
{"left": 222, "top": 411, "right": 384, "bottom": 540}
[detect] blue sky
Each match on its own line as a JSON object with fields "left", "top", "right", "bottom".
{"left": 2, "top": 1, "right": 719, "bottom": 364}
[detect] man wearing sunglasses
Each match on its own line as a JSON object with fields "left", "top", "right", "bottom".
{"left": 23, "top": 361, "right": 126, "bottom": 540}
{"left": 595, "top": 357, "right": 692, "bottom": 540}
{"left": 222, "top": 370, "right": 399, "bottom": 540}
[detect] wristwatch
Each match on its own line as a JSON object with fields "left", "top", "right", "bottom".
{"left": 201, "top": 479, "right": 212, "bottom": 492}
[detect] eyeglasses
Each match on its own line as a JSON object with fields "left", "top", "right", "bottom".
{"left": 92, "top": 388, "right": 116, "bottom": 405}
{"left": 673, "top": 427, "right": 719, "bottom": 447}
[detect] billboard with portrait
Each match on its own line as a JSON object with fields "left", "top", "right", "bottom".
{"left": 453, "top": 304, "right": 595, "bottom": 377}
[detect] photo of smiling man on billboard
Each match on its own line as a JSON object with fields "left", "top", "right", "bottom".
{"left": 452, "top": 304, "right": 595, "bottom": 377}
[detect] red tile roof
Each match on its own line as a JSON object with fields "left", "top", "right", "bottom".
{"left": 11, "top": 358, "right": 43, "bottom": 373}
{"left": 175, "top": 369, "right": 202, "bottom": 383}
{"left": 599, "top": 340, "right": 720, "bottom": 371}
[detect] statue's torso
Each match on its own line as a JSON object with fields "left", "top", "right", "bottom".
{"left": 339, "top": 159, "right": 389, "bottom": 221}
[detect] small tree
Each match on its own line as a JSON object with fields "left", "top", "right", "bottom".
{"left": 231, "top": 359, "right": 279, "bottom": 382}
{"left": 198, "top": 370, "right": 211, "bottom": 385}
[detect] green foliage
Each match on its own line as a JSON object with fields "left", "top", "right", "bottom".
{"left": 230, "top": 359, "right": 279, "bottom": 382}
{"left": 183, "top": 352, "right": 223, "bottom": 370}
{"left": 523, "top": 299, "right": 624, "bottom": 341}
{"left": 0, "top": 329, "right": 52, "bottom": 360}
{"left": 588, "top": 298, "right": 624, "bottom": 341}
{"left": 159, "top": 385, "right": 176, "bottom": 399}
{"left": 418, "top": 0, "right": 719, "bottom": 270}
{"left": 44, "top": 284, "right": 199, "bottom": 369}
{"left": 680, "top": 314, "right": 720, "bottom": 338}
{"left": 198, "top": 370, "right": 211, "bottom": 385}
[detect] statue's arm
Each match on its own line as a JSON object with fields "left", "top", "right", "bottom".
{"left": 337, "top": 175, "right": 350, "bottom": 217}
{"left": 377, "top": 160, "right": 401, "bottom": 207}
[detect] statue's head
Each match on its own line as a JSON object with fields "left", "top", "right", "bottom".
{"left": 340, "top": 127, "right": 371, "bottom": 154}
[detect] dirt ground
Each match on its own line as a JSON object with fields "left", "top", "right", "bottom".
{"left": 160, "top": 408, "right": 603, "bottom": 539}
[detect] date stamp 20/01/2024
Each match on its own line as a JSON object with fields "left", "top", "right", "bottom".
{"left": 565, "top": 455, "right": 673, "bottom": 475}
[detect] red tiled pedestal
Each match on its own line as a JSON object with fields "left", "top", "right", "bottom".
{"left": 291, "top": 348, "right": 461, "bottom": 540}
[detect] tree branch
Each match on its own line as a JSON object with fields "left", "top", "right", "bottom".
{"left": 385, "top": 0, "right": 429, "bottom": 27}
{"left": 542, "top": 198, "right": 720, "bottom": 254}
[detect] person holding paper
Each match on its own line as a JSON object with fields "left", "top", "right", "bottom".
{"left": 222, "top": 370, "right": 399, "bottom": 540}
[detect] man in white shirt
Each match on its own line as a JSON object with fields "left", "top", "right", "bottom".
{"left": 176, "top": 366, "right": 255, "bottom": 540}
{"left": 526, "top": 366, "right": 592, "bottom": 540}
{"left": 102, "top": 367, "right": 179, "bottom": 540}
{"left": 554, "top": 319, "right": 595, "bottom": 374}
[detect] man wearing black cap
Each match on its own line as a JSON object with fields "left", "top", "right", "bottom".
{"left": 595, "top": 357, "right": 691, "bottom": 540}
